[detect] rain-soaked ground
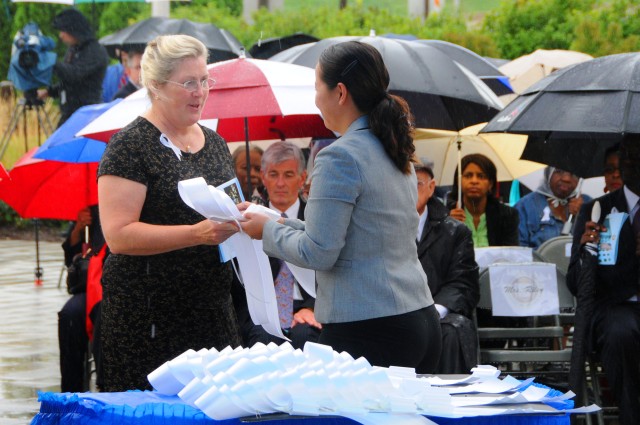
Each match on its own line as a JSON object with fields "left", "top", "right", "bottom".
{"left": 0, "top": 239, "right": 68, "bottom": 424}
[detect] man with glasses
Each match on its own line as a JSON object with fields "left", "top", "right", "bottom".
{"left": 238, "top": 141, "right": 321, "bottom": 349}
{"left": 415, "top": 161, "right": 479, "bottom": 374}
{"left": 568, "top": 137, "right": 640, "bottom": 425}
{"left": 515, "top": 166, "right": 591, "bottom": 249}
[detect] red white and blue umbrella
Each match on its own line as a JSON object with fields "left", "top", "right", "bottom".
{"left": 34, "top": 99, "right": 121, "bottom": 163}
{"left": 77, "top": 57, "right": 333, "bottom": 143}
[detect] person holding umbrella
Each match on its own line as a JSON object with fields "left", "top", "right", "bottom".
{"left": 97, "top": 35, "right": 242, "bottom": 391}
{"left": 447, "top": 153, "right": 520, "bottom": 247}
{"left": 567, "top": 137, "right": 640, "bottom": 425}
{"left": 515, "top": 166, "right": 589, "bottom": 249}
{"left": 603, "top": 144, "right": 623, "bottom": 194}
{"left": 241, "top": 41, "right": 441, "bottom": 371}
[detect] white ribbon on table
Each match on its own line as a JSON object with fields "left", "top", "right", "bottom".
{"left": 147, "top": 343, "right": 589, "bottom": 424}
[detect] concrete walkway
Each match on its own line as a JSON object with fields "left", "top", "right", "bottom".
{"left": 0, "top": 239, "right": 68, "bottom": 424}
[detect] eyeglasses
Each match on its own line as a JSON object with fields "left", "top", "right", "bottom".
{"left": 163, "top": 77, "right": 215, "bottom": 92}
{"left": 603, "top": 166, "right": 620, "bottom": 174}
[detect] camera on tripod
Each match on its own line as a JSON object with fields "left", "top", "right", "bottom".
{"left": 1, "top": 22, "right": 57, "bottom": 160}
{"left": 7, "top": 22, "right": 57, "bottom": 93}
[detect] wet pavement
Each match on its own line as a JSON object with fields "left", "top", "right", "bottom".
{"left": 0, "top": 239, "right": 68, "bottom": 424}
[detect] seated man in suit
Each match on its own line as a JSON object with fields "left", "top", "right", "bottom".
{"left": 567, "top": 137, "right": 640, "bottom": 425}
{"left": 239, "top": 141, "right": 321, "bottom": 349}
{"left": 414, "top": 162, "right": 480, "bottom": 374}
{"left": 112, "top": 49, "right": 143, "bottom": 100}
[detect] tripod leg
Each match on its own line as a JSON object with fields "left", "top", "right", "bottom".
{"left": 0, "top": 103, "right": 26, "bottom": 160}
{"left": 34, "top": 219, "right": 44, "bottom": 286}
{"left": 36, "top": 104, "right": 54, "bottom": 138}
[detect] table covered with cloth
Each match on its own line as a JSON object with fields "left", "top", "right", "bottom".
{"left": 31, "top": 390, "right": 570, "bottom": 425}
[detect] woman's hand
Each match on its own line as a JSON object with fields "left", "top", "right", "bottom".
{"left": 192, "top": 219, "right": 239, "bottom": 245}
{"left": 568, "top": 196, "right": 584, "bottom": 216}
{"left": 292, "top": 308, "right": 322, "bottom": 329}
{"left": 240, "top": 212, "right": 271, "bottom": 240}
{"left": 235, "top": 201, "right": 253, "bottom": 213}
{"left": 69, "top": 207, "right": 93, "bottom": 246}
{"left": 449, "top": 207, "right": 466, "bottom": 223}
{"left": 580, "top": 220, "right": 606, "bottom": 246}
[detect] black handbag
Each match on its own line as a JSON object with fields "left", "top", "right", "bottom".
{"left": 66, "top": 251, "right": 91, "bottom": 294}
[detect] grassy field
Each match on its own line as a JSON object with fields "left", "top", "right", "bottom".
{"left": 0, "top": 97, "right": 59, "bottom": 169}
{"left": 283, "top": 0, "right": 501, "bottom": 14}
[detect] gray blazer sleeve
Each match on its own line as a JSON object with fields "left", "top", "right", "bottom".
{"left": 262, "top": 144, "right": 359, "bottom": 270}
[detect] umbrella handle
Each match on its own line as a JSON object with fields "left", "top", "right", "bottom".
{"left": 457, "top": 138, "right": 462, "bottom": 208}
{"left": 561, "top": 179, "right": 584, "bottom": 235}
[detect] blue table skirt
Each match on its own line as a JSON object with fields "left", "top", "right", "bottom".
{"left": 31, "top": 391, "right": 570, "bottom": 425}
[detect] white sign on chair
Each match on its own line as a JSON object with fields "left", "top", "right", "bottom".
{"left": 488, "top": 262, "right": 559, "bottom": 316}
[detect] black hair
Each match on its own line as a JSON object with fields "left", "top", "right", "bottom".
{"left": 451, "top": 153, "right": 498, "bottom": 199}
{"left": 414, "top": 163, "right": 434, "bottom": 179}
{"left": 53, "top": 8, "right": 94, "bottom": 43}
{"left": 318, "top": 41, "right": 415, "bottom": 174}
{"left": 603, "top": 142, "right": 620, "bottom": 164}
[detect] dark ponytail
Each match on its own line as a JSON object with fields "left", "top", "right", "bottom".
{"left": 318, "top": 41, "right": 415, "bottom": 174}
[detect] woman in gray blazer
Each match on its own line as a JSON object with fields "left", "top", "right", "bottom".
{"left": 242, "top": 41, "right": 441, "bottom": 371}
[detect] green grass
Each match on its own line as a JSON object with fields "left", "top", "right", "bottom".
{"left": 283, "top": 0, "right": 499, "bottom": 14}
{"left": 284, "top": 0, "right": 406, "bottom": 14}
{"left": 461, "top": 0, "right": 502, "bottom": 13}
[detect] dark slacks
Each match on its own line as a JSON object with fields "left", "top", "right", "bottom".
{"left": 592, "top": 302, "right": 640, "bottom": 425}
{"left": 319, "top": 305, "right": 442, "bottom": 371}
{"left": 58, "top": 293, "right": 88, "bottom": 392}
{"left": 245, "top": 323, "right": 321, "bottom": 350}
{"left": 418, "top": 313, "right": 478, "bottom": 375}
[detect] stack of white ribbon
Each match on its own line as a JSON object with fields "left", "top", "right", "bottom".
{"left": 148, "top": 341, "right": 599, "bottom": 424}
{"left": 148, "top": 342, "right": 452, "bottom": 424}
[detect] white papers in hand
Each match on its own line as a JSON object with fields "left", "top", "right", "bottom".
{"left": 178, "top": 176, "right": 287, "bottom": 341}
{"left": 178, "top": 177, "right": 244, "bottom": 223}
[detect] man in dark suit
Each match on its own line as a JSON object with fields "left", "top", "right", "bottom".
{"left": 568, "top": 137, "right": 640, "bottom": 425}
{"left": 240, "top": 141, "right": 321, "bottom": 349}
{"left": 414, "top": 162, "right": 480, "bottom": 374}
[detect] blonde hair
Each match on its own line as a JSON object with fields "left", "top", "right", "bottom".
{"left": 141, "top": 34, "right": 208, "bottom": 95}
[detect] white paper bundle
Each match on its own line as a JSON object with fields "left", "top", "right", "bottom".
{"left": 148, "top": 343, "right": 590, "bottom": 424}
{"left": 178, "top": 177, "right": 317, "bottom": 339}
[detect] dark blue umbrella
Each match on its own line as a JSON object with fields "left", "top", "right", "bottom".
{"left": 34, "top": 99, "right": 121, "bottom": 163}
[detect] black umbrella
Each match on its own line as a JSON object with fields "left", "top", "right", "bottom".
{"left": 249, "top": 33, "right": 319, "bottom": 59}
{"left": 99, "top": 17, "right": 246, "bottom": 63}
{"left": 483, "top": 52, "right": 640, "bottom": 178}
{"left": 413, "top": 40, "right": 514, "bottom": 96}
{"left": 269, "top": 35, "right": 503, "bottom": 131}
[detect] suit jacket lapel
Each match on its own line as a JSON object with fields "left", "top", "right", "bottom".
{"left": 418, "top": 220, "right": 440, "bottom": 257}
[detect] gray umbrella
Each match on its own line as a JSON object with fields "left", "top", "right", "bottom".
{"left": 100, "top": 17, "right": 246, "bottom": 63}
{"left": 413, "top": 40, "right": 514, "bottom": 96}
{"left": 269, "top": 35, "right": 503, "bottom": 131}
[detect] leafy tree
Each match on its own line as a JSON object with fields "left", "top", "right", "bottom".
{"left": 483, "top": 0, "right": 592, "bottom": 59}
{"left": 571, "top": 0, "right": 640, "bottom": 56}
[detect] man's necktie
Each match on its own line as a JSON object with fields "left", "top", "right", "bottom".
{"left": 274, "top": 212, "right": 294, "bottom": 329}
